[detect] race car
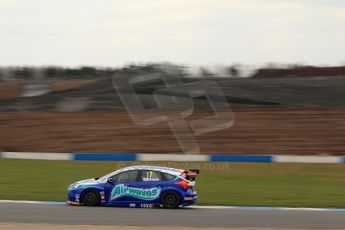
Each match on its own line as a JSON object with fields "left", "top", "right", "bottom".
{"left": 67, "top": 165, "right": 199, "bottom": 208}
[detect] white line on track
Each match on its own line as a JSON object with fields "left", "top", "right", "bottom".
{"left": 0, "top": 200, "right": 65, "bottom": 205}
{"left": 190, "top": 206, "right": 345, "bottom": 212}
{"left": 1, "top": 200, "right": 345, "bottom": 212}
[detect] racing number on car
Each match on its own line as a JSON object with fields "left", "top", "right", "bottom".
{"left": 142, "top": 170, "right": 160, "bottom": 182}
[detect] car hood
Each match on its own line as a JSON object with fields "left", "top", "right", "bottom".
{"left": 68, "top": 178, "right": 98, "bottom": 190}
{"left": 75, "top": 178, "right": 98, "bottom": 185}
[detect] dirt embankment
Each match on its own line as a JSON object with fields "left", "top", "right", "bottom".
{"left": 0, "top": 83, "right": 21, "bottom": 100}
{"left": 0, "top": 108, "right": 344, "bottom": 155}
{"left": 51, "top": 79, "right": 99, "bottom": 92}
{"left": 252, "top": 66, "right": 345, "bottom": 78}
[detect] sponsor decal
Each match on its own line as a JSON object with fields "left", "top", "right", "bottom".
{"left": 141, "top": 203, "right": 153, "bottom": 208}
{"left": 142, "top": 177, "right": 160, "bottom": 182}
{"left": 75, "top": 194, "right": 80, "bottom": 202}
{"left": 100, "top": 191, "right": 105, "bottom": 198}
{"left": 100, "top": 191, "right": 105, "bottom": 202}
{"left": 111, "top": 184, "right": 160, "bottom": 201}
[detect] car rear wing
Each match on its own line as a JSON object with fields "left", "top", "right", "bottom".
{"left": 185, "top": 169, "right": 199, "bottom": 181}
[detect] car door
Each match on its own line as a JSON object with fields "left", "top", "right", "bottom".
{"left": 134, "top": 170, "right": 163, "bottom": 206}
{"left": 104, "top": 170, "right": 140, "bottom": 205}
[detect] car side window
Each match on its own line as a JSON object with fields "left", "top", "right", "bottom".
{"left": 111, "top": 170, "right": 139, "bottom": 183}
{"left": 141, "top": 170, "right": 161, "bottom": 182}
{"left": 161, "top": 173, "right": 176, "bottom": 181}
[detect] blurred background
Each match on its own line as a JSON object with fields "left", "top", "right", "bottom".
{"left": 1, "top": 0, "right": 345, "bottom": 213}
{"left": 0, "top": 0, "right": 345, "bottom": 155}
{"left": 1, "top": 64, "right": 345, "bottom": 155}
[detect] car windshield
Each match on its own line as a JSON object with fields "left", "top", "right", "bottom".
{"left": 97, "top": 169, "right": 122, "bottom": 182}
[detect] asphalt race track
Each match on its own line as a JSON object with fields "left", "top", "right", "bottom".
{"left": 1, "top": 202, "right": 345, "bottom": 228}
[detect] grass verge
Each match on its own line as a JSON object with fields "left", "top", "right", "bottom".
{"left": 1, "top": 159, "right": 345, "bottom": 207}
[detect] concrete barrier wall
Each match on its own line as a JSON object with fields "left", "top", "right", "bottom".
{"left": 1, "top": 152, "right": 344, "bottom": 163}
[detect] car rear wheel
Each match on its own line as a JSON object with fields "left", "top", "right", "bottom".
{"left": 81, "top": 190, "right": 100, "bottom": 206}
{"left": 161, "top": 191, "right": 181, "bottom": 209}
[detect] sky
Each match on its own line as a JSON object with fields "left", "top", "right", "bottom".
{"left": 0, "top": 0, "right": 344, "bottom": 67}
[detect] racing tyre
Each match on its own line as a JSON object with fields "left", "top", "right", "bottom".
{"left": 161, "top": 191, "right": 181, "bottom": 209}
{"left": 81, "top": 190, "right": 100, "bottom": 206}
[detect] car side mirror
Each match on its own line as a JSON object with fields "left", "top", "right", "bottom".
{"left": 107, "top": 177, "right": 115, "bottom": 184}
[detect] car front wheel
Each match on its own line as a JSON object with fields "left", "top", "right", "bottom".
{"left": 81, "top": 190, "right": 100, "bottom": 206}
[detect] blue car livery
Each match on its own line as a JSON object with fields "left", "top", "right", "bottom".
{"left": 67, "top": 165, "right": 199, "bottom": 208}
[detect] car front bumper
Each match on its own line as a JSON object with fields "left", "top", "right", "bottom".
{"left": 67, "top": 189, "right": 81, "bottom": 204}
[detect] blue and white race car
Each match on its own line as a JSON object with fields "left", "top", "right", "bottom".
{"left": 67, "top": 165, "right": 199, "bottom": 208}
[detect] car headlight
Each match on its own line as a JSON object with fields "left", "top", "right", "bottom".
{"left": 68, "top": 183, "right": 83, "bottom": 190}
